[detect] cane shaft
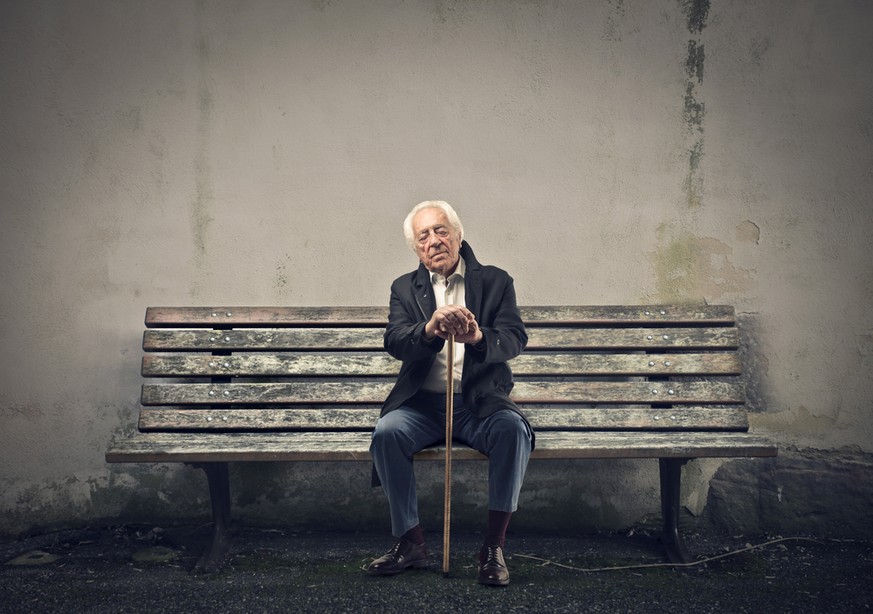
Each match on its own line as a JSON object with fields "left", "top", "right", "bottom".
{"left": 442, "top": 335, "right": 455, "bottom": 575}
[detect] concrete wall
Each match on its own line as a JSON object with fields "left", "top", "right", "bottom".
{"left": 2, "top": 0, "right": 872, "bottom": 539}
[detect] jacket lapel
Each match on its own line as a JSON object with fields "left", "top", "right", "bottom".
{"left": 460, "top": 242, "right": 483, "bottom": 318}
{"left": 413, "top": 264, "right": 436, "bottom": 320}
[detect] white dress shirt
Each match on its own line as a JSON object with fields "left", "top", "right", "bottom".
{"left": 421, "top": 256, "right": 466, "bottom": 393}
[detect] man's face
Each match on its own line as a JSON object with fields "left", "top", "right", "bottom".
{"left": 412, "top": 207, "right": 461, "bottom": 277}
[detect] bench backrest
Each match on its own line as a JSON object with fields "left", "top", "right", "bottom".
{"left": 139, "top": 305, "right": 748, "bottom": 434}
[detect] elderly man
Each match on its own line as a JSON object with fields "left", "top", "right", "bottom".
{"left": 367, "top": 200, "right": 533, "bottom": 586}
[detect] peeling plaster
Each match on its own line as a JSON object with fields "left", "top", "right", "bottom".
{"left": 653, "top": 228, "right": 755, "bottom": 302}
{"left": 681, "top": 458, "right": 724, "bottom": 516}
{"left": 736, "top": 220, "right": 761, "bottom": 244}
{"left": 751, "top": 406, "right": 839, "bottom": 442}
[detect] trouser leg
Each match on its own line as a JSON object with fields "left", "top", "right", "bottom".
{"left": 455, "top": 409, "right": 532, "bottom": 513}
{"left": 370, "top": 406, "right": 444, "bottom": 537}
{"left": 371, "top": 394, "right": 532, "bottom": 536}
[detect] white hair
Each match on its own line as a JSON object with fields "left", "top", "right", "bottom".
{"left": 402, "top": 200, "right": 464, "bottom": 251}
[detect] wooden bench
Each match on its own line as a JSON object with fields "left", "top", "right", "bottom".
{"left": 106, "top": 305, "right": 776, "bottom": 572}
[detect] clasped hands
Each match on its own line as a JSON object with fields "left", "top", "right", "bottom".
{"left": 424, "top": 305, "right": 484, "bottom": 345}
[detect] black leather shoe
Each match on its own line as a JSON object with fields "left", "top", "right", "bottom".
{"left": 478, "top": 544, "right": 510, "bottom": 586}
{"left": 367, "top": 538, "right": 430, "bottom": 576}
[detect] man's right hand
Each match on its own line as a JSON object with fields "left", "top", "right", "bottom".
{"left": 424, "top": 305, "right": 482, "bottom": 344}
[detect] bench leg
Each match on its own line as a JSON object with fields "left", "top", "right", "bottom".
{"left": 659, "top": 458, "right": 692, "bottom": 564}
{"left": 192, "top": 462, "right": 232, "bottom": 574}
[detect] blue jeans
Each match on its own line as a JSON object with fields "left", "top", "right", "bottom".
{"left": 370, "top": 391, "right": 532, "bottom": 537}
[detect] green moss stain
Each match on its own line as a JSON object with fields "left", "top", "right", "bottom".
{"left": 653, "top": 227, "right": 755, "bottom": 302}
{"left": 654, "top": 232, "right": 699, "bottom": 301}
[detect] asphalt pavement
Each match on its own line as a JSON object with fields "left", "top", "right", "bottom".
{"left": 1, "top": 524, "right": 870, "bottom": 613}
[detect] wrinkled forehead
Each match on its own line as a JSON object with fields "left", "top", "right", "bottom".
{"left": 412, "top": 207, "right": 453, "bottom": 235}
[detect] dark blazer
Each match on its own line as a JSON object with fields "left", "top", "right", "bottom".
{"left": 381, "top": 241, "right": 529, "bottom": 421}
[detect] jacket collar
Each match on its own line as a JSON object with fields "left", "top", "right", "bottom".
{"left": 413, "top": 241, "right": 482, "bottom": 317}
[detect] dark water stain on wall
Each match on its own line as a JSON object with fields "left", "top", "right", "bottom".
{"left": 680, "top": 0, "right": 709, "bottom": 208}
{"left": 190, "top": 1, "right": 214, "bottom": 283}
{"left": 682, "top": 0, "right": 710, "bottom": 34}
{"left": 686, "top": 39, "right": 705, "bottom": 84}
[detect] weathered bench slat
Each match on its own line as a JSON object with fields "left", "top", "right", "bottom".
{"left": 142, "top": 381, "right": 744, "bottom": 406}
{"left": 143, "top": 329, "right": 385, "bottom": 351}
{"left": 138, "top": 407, "right": 750, "bottom": 432}
{"left": 512, "top": 381, "right": 744, "bottom": 404}
{"left": 143, "top": 353, "right": 402, "bottom": 377}
{"left": 143, "top": 327, "right": 737, "bottom": 352}
{"left": 145, "top": 305, "right": 735, "bottom": 328}
{"left": 142, "top": 352, "right": 741, "bottom": 377}
{"left": 526, "top": 327, "right": 738, "bottom": 349}
{"left": 106, "top": 430, "right": 774, "bottom": 464}
{"left": 520, "top": 305, "right": 736, "bottom": 325}
{"left": 146, "top": 307, "right": 389, "bottom": 328}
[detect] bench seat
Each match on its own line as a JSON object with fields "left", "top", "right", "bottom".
{"left": 106, "top": 304, "right": 776, "bottom": 572}
{"left": 107, "top": 431, "right": 776, "bottom": 463}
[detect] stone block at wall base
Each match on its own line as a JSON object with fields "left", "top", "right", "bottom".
{"left": 704, "top": 448, "right": 873, "bottom": 538}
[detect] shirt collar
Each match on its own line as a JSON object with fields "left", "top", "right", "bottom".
{"left": 430, "top": 255, "right": 465, "bottom": 286}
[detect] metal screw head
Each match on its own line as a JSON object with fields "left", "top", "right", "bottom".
{"left": 670, "top": 415, "right": 677, "bottom": 420}
{"left": 654, "top": 415, "right": 661, "bottom": 420}
{"left": 668, "top": 389, "right": 675, "bottom": 395}
{"left": 211, "top": 312, "right": 218, "bottom": 317}
{"left": 663, "top": 334, "right": 670, "bottom": 340}
{"left": 209, "top": 362, "right": 215, "bottom": 367}
{"left": 664, "top": 361, "right": 672, "bottom": 367}
{"left": 660, "top": 310, "right": 666, "bottom": 315}
{"left": 646, "top": 335, "right": 653, "bottom": 340}
{"left": 222, "top": 416, "right": 228, "bottom": 421}
{"left": 208, "top": 390, "right": 215, "bottom": 396}
{"left": 207, "top": 416, "right": 213, "bottom": 421}
{"left": 226, "top": 312, "right": 232, "bottom": 317}
{"left": 651, "top": 389, "right": 658, "bottom": 395}
{"left": 645, "top": 310, "right": 651, "bottom": 316}
{"left": 209, "top": 337, "right": 216, "bottom": 342}
{"left": 648, "top": 361, "right": 656, "bottom": 367}
{"left": 224, "top": 336, "right": 231, "bottom": 342}
{"left": 223, "top": 362, "right": 230, "bottom": 368}
{"left": 223, "top": 390, "right": 230, "bottom": 397}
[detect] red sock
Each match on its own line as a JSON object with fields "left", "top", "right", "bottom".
{"left": 485, "top": 510, "right": 512, "bottom": 548}
{"left": 402, "top": 525, "right": 425, "bottom": 546}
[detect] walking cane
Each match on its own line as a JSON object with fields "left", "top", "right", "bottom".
{"left": 442, "top": 334, "right": 455, "bottom": 576}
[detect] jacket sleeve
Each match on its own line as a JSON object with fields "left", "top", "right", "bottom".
{"left": 466, "top": 272, "right": 527, "bottom": 364}
{"left": 383, "top": 277, "right": 444, "bottom": 362}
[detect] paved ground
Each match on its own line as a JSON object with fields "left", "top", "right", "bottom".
{"left": 1, "top": 524, "right": 871, "bottom": 613}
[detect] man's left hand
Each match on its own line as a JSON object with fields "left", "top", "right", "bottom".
{"left": 427, "top": 305, "right": 484, "bottom": 345}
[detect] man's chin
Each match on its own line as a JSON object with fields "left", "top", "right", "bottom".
{"left": 425, "top": 254, "right": 458, "bottom": 276}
